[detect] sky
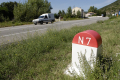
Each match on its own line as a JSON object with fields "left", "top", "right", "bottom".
{"left": 0, "top": 0, "right": 117, "bottom": 13}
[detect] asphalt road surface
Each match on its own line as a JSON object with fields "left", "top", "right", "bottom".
{"left": 0, "top": 17, "right": 109, "bottom": 45}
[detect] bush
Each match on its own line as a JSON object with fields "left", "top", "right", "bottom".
{"left": 14, "top": 0, "right": 51, "bottom": 22}
{"left": 0, "top": 14, "right": 5, "bottom": 22}
{"left": 54, "top": 13, "right": 59, "bottom": 19}
{"left": 109, "top": 16, "right": 117, "bottom": 19}
{"left": 63, "top": 18, "right": 66, "bottom": 21}
{"left": 92, "top": 14, "right": 97, "bottom": 16}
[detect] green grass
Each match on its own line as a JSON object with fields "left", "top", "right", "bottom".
{"left": 0, "top": 17, "right": 120, "bottom": 80}
{"left": 0, "top": 21, "right": 32, "bottom": 28}
{"left": 61, "top": 18, "right": 84, "bottom": 21}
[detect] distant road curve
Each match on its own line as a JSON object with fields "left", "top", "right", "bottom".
{"left": 0, "top": 17, "right": 109, "bottom": 45}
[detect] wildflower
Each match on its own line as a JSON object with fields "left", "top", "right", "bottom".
{"left": 8, "top": 40, "right": 9, "bottom": 42}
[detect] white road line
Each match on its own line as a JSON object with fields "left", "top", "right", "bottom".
{"left": 0, "top": 28, "right": 48, "bottom": 37}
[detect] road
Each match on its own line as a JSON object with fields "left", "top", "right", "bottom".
{"left": 0, "top": 17, "right": 109, "bottom": 45}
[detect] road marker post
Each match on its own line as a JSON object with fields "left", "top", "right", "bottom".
{"left": 64, "top": 30, "right": 102, "bottom": 77}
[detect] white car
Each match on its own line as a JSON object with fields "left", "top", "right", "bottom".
{"left": 32, "top": 13, "right": 55, "bottom": 25}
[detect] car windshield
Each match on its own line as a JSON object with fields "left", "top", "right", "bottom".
{"left": 38, "top": 16, "right": 44, "bottom": 18}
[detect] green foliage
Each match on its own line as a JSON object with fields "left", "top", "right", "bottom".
{"left": 1, "top": 17, "right": 120, "bottom": 79}
{"left": 97, "top": 10, "right": 106, "bottom": 16}
{"left": 54, "top": 13, "right": 59, "bottom": 19}
{"left": 57, "top": 10, "right": 66, "bottom": 18}
{"left": 0, "top": 1, "right": 17, "bottom": 21}
{"left": 88, "top": 6, "right": 98, "bottom": 13}
{"left": 0, "top": 7, "right": 8, "bottom": 22}
{"left": 61, "top": 10, "right": 65, "bottom": 17}
{"left": 66, "top": 6, "right": 72, "bottom": 18}
{"left": 58, "top": 10, "right": 62, "bottom": 17}
{"left": 109, "top": 16, "right": 117, "bottom": 19}
{"left": 57, "top": 6, "right": 83, "bottom": 18}
{"left": 73, "top": 9, "right": 76, "bottom": 18}
{"left": 88, "top": 6, "right": 106, "bottom": 16}
{"left": 92, "top": 14, "right": 97, "bottom": 16}
{"left": 63, "top": 18, "right": 66, "bottom": 21}
{"left": 77, "top": 10, "right": 81, "bottom": 18}
{"left": 0, "top": 21, "right": 32, "bottom": 28}
{"left": 0, "top": 14, "right": 5, "bottom": 22}
{"left": 0, "top": 17, "right": 120, "bottom": 79}
{"left": 14, "top": 0, "right": 51, "bottom": 22}
{"left": 62, "top": 18, "right": 82, "bottom": 21}
{"left": 99, "top": 0, "right": 120, "bottom": 16}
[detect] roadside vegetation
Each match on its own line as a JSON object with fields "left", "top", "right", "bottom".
{"left": 0, "top": 0, "right": 52, "bottom": 28}
{"left": 99, "top": 0, "right": 120, "bottom": 16}
{"left": 0, "top": 16, "right": 120, "bottom": 80}
{"left": 60, "top": 17, "right": 84, "bottom": 21}
{"left": 0, "top": 21, "right": 32, "bottom": 28}
{"left": 54, "top": 6, "right": 84, "bottom": 21}
{"left": 0, "top": 0, "right": 107, "bottom": 28}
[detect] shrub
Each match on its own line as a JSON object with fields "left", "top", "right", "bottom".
{"left": 14, "top": 0, "right": 51, "bottom": 22}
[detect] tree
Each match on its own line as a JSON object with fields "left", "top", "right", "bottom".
{"left": 61, "top": 10, "right": 65, "bottom": 17}
{"left": 88, "top": 6, "right": 98, "bottom": 13}
{"left": 0, "top": 13, "right": 5, "bottom": 22}
{"left": 0, "top": 1, "right": 17, "bottom": 20}
{"left": 66, "top": 6, "right": 72, "bottom": 18}
{"left": 58, "top": 10, "right": 62, "bottom": 17}
{"left": 14, "top": 0, "right": 52, "bottom": 22}
{"left": 77, "top": 10, "right": 81, "bottom": 18}
{"left": 54, "top": 13, "right": 59, "bottom": 19}
{"left": 0, "top": 7, "right": 8, "bottom": 19}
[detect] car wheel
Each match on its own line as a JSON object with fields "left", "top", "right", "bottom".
{"left": 34, "top": 23, "right": 37, "bottom": 25}
{"left": 46, "top": 22, "right": 48, "bottom": 24}
{"left": 40, "top": 21, "right": 43, "bottom": 24}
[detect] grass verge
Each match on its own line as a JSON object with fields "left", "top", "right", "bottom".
{"left": 0, "top": 17, "right": 120, "bottom": 80}
{"left": 0, "top": 21, "right": 32, "bottom": 28}
{"left": 60, "top": 18, "right": 84, "bottom": 21}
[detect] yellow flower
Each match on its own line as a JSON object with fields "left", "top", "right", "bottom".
{"left": 8, "top": 40, "right": 9, "bottom": 42}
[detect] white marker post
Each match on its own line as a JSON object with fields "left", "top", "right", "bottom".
{"left": 64, "top": 30, "right": 102, "bottom": 77}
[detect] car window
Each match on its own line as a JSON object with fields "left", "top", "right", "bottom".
{"left": 45, "top": 15, "right": 48, "bottom": 18}
{"left": 38, "top": 16, "right": 44, "bottom": 18}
